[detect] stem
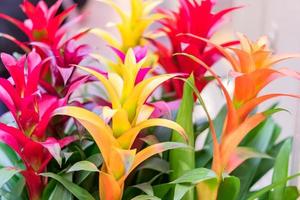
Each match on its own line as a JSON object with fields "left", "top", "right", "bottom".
{"left": 21, "top": 170, "right": 43, "bottom": 200}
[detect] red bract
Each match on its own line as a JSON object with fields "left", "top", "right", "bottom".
{"left": 153, "top": 0, "right": 239, "bottom": 98}
{"left": 0, "top": 0, "right": 91, "bottom": 95}
{"left": 0, "top": 0, "right": 80, "bottom": 48}
{"left": 0, "top": 52, "right": 76, "bottom": 200}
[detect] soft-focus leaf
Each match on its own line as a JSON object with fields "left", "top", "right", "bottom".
{"left": 67, "top": 161, "right": 99, "bottom": 173}
{"left": 49, "top": 173, "right": 73, "bottom": 200}
{"left": 131, "top": 195, "right": 160, "bottom": 200}
{"left": 247, "top": 173, "right": 300, "bottom": 200}
{"left": 283, "top": 186, "right": 299, "bottom": 200}
{"left": 217, "top": 176, "right": 240, "bottom": 200}
{"left": 40, "top": 172, "right": 95, "bottom": 200}
{"left": 170, "top": 75, "right": 195, "bottom": 200}
{"left": 171, "top": 168, "right": 216, "bottom": 185}
{"left": 173, "top": 184, "right": 193, "bottom": 200}
{"left": 232, "top": 118, "right": 276, "bottom": 199}
{"left": 0, "top": 167, "right": 20, "bottom": 188}
{"left": 269, "top": 139, "right": 292, "bottom": 200}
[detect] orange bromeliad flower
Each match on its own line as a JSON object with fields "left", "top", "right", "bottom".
{"left": 177, "top": 33, "right": 300, "bottom": 199}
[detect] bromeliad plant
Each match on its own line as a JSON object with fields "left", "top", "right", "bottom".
{"left": 152, "top": 0, "right": 240, "bottom": 98}
{"left": 0, "top": 51, "right": 76, "bottom": 200}
{"left": 54, "top": 47, "right": 188, "bottom": 199}
{"left": 0, "top": 0, "right": 300, "bottom": 200}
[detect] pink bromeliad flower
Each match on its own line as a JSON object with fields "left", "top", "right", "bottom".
{"left": 153, "top": 0, "right": 239, "bottom": 98}
{"left": 0, "top": 0, "right": 91, "bottom": 96}
{"left": 0, "top": 51, "right": 76, "bottom": 200}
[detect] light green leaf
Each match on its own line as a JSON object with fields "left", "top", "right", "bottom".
{"left": 171, "top": 168, "right": 216, "bottom": 184}
{"left": 283, "top": 186, "right": 299, "bottom": 200}
{"left": 170, "top": 75, "right": 195, "bottom": 200}
{"left": 67, "top": 161, "right": 99, "bottom": 173}
{"left": 173, "top": 184, "right": 193, "bottom": 200}
{"left": 247, "top": 173, "right": 300, "bottom": 200}
{"left": 40, "top": 172, "right": 95, "bottom": 200}
{"left": 131, "top": 195, "right": 161, "bottom": 200}
{"left": 49, "top": 173, "right": 73, "bottom": 200}
{"left": 0, "top": 167, "right": 20, "bottom": 188}
{"left": 269, "top": 139, "right": 292, "bottom": 200}
{"left": 217, "top": 176, "right": 240, "bottom": 200}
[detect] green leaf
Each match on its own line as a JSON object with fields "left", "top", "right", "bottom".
{"left": 171, "top": 168, "right": 216, "bottom": 184}
{"left": 283, "top": 186, "right": 299, "bottom": 200}
{"left": 67, "top": 161, "right": 99, "bottom": 173}
{"left": 169, "top": 75, "right": 195, "bottom": 200}
{"left": 0, "top": 167, "right": 20, "bottom": 188}
{"left": 247, "top": 173, "right": 300, "bottom": 200}
{"left": 269, "top": 139, "right": 292, "bottom": 200}
{"left": 252, "top": 127, "right": 283, "bottom": 184}
{"left": 232, "top": 118, "right": 277, "bottom": 199}
{"left": 49, "top": 173, "right": 73, "bottom": 200}
{"left": 217, "top": 176, "right": 240, "bottom": 200}
{"left": 50, "top": 184, "right": 73, "bottom": 200}
{"left": 0, "top": 143, "right": 20, "bottom": 167}
{"left": 40, "top": 172, "right": 95, "bottom": 200}
{"left": 173, "top": 184, "right": 193, "bottom": 200}
{"left": 153, "top": 184, "right": 173, "bottom": 198}
{"left": 75, "top": 153, "right": 103, "bottom": 184}
{"left": 131, "top": 195, "right": 161, "bottom": 200}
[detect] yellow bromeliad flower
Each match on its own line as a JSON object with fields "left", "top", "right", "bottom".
{"left": 54, "top": 47, "right": 187, "bottom": 200}
{"left": 92, "top": 0, "right": 163, "bottom": 52}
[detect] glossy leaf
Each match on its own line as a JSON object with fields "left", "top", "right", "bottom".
{"left": 247, "top": 173, "right": 300, "bottom": 200}
{"left": 269, "top": 139, "right": 292, "bottom": 200}
{"left": 67, "top": 161, "right": 99, "bottom": 173}
{"left": 217, "top": 176, "right": 240, "bottom": 200}
{"left": 40, "top": 172, "right": 95, "bottom": 200}
{"left": 169, "top": 75, "right": 195, "bottom": 200}
{"left": 0, "top": 167, "right": 20, "bottom": 188}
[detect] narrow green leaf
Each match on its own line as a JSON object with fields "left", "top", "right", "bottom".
{"left": 67, "top": 161, "right": 99, "bottom": 173}
{"left": 247, "top": 173, "right": 300, "bottom": 200}
{"left": 131, "top": 195, "right": 161, "bottom": 200}
{"left": 40, "top": 172, "right": 95, "bottom": 200}
{"left": 0, "top": 167, "right": 20, "bottom": 188}
{"left": 169, "top": 75, "right": 195, "bottom": 200}
{"left": 269, "top": 139, "right": 292, "bottom": 200}
{"left": 75, "top": 153, "right": 103, "bottom": 184}
{"left": 173, "top": 184, "right": 193, "bottom": 200}
{"left": 171, "top": 168, "right": 216, "bottom": 184}
{"left": 50, "top": 184, "right": 73, "bottom": 200}
{"left": 153, "top": 184, "right": 173, "bottom": 198}
{"left": 49, "top": 173, "right": 74, "bottom": 200}
{"left": 232, "top": 118, "right": 276, "bottom": 199}
{"left": 217, "top": 176, "right": 240, "bottom": 200}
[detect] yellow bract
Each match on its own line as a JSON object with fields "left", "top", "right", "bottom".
{"left": 93, "top": 0, "right": 163, "bottom": 52}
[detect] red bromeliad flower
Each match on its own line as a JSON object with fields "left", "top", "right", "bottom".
{"left": 0, "top": 51, "right": 76, "bottom": 200}
{"left": 0, "top": 0, "right": 81, "bottom": 48}
{"left": 153, "top": 0, "right": 239, "bottom": 98}
{"left": 0, "top": 0, "right": 91, "bottom": 97}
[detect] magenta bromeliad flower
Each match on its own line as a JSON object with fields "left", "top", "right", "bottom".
{"left": 153, "top": 0, "right": 239, "bottom": 98}
{"left": 0, "top": 51, "right": 76, "bottom": 200}
{"left": 0, "top": 0, "right": 81, "bottom": 48}
{"left": 0, "top": 0, "right": 91, "bottom": 96}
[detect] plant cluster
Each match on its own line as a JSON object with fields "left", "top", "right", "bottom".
{"left": 0, "top": 0, "right": 299, "bottom": 200}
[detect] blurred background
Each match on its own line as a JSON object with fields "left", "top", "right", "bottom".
{"left": 0, "top": 0, "right": 299, "bottom": 188}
